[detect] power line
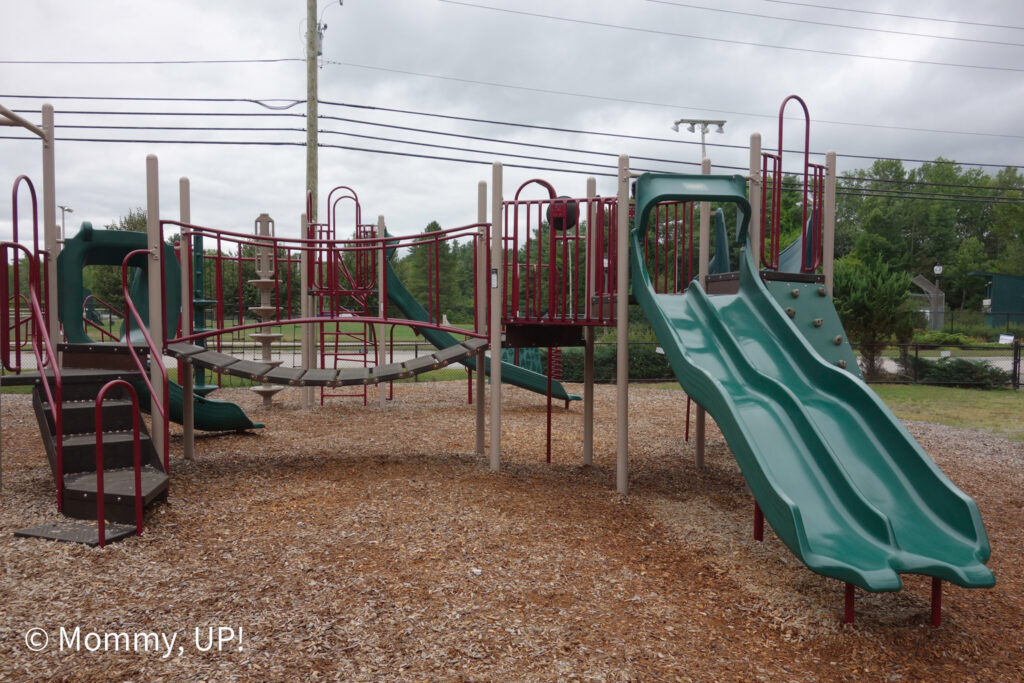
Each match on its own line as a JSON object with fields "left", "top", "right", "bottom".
{"left": 323, "top": 64, "right": 1024, "bottom": 142}
{"left": 437, "top": 0, "right": 1024, "bottom": 73}
{"left": 761, "top": 0, "right": 1024, "bottom": 32}
{"left": 647, "top": 0, "right": 1024, "bottom": 48}
{"left": 10, "top": 101, "right": 1022, "bottom": 174}
{"left": 9, "top": 89, "right": 1024, "bottom": 143}
{"left": 4, "top": 132, "right": 1023, "bottom": 205}
{"left": 0, "top": 58, "right": 303, "bottom": 66}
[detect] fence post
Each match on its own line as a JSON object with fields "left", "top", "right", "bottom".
{"left": 1014, "top": 339, "right": 1021, "bottom": 390}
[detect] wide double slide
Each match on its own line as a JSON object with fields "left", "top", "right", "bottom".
{"left": 631, "top": 173, "right": 993, "bottom": 591}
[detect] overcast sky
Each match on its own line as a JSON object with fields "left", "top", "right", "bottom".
{"left": 1, "top": 0, "right": 1022, "bottom": 244}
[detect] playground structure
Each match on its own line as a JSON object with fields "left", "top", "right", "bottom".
{"left": 0, "top": 96, "right": 994, "bottom": 625}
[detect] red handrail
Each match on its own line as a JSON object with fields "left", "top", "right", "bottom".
{"left": 94, "top": 379, "right": 144, "bottom": 548}
{"left": 121, "top": 249, "right": 170, "bottom": 474}
{"left": 1, "top": 240, "right": 62, "bottom": 508}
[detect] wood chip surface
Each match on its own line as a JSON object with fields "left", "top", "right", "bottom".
{"left": 1, "top": 383, "right": 1021, "bottom": 682}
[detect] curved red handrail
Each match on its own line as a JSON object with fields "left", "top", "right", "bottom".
{"left": 94, "top": 379, "right": 144, "bottom": 548}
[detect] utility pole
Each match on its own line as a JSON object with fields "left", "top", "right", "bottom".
{"left": 306, "top": 0, "right": 320, "bottom": 224}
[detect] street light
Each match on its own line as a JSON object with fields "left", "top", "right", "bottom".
{"left": 933, "top": 261, "right": 943, "bottom": 289}
{"left": 58, "top": 204, "right": 73, "bottom": 241}
{"left": 671, "top": 118, "right": 726, "bottom": 162}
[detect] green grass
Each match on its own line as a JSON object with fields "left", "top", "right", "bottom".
{"left": 640, "top": 381, "right": 1024, "bottom": 441}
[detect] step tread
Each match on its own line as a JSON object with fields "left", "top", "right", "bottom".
{"left": 64, "top": 464, "right": 168, "bottom": 500}
{"left": 62, "top": 431, "right": 153, "bottom": 448}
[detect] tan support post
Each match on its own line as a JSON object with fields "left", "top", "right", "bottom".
{"left": 377, "top": 215, "right": 387, "bottom": 409}
{"left": 42, "top": 104, "right": 59, "bottom": 345}
{"left": 489, "top": 163, "right": 503, "bottom": 472}
{"left": 476, "top": 180, "right": 487, "bottom": 457}
{"left": 695, "top": 157, "right": 711, "bottom": 469}
{"left": 749, "top": 133, "right": 762, "bottom": 271}
{"left": 179, "top": 178, "right": 195, "bottom": 461}
{"left": 824, "top": 151, "right": 837, "bottom": 296}
{"left": 616, "top": 156, "right": 630, "bottom": 494}
{"left": 146, "top": 155, "right": 165, "bottom": 459}
{"left": 583, "top": 176, "right": 597, "bottom": 466}
{"left": 300, "top": 213, "right": 314, "bottom": 409}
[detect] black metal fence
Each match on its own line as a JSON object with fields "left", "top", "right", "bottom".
{"left": 850, "top": 342, "right": 1021, "bottom": 389}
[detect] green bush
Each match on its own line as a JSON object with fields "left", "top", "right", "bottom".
{"left": 919, "top": 357, "right": 1011, "bottom": 389}
{"left": 911, "top": 330, "right": 977, "bottom": 346}
{"left": 558, "top": 344, "right": 673, "bottom": 382}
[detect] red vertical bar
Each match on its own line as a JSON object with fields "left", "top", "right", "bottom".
{"left": 844, "top": 583, "right": 855, "bottom": 624}
{"left": 931, "top": 577, "right": 942, "bottom": 628}
{"left": 754, "top": 501, "right": 764, "bottom": 541}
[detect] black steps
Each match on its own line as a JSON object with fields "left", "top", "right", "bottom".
{"left": 20, "top": 351, "right": 168, "bottom": 545}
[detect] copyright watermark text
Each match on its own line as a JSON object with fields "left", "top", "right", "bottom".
{"left": 23, "top": 626, "right": 243, "bottom": 658}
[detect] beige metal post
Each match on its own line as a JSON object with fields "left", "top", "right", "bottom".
{"left": 616, "top": 156, "right": 630, "bottom": 494}
{"left": 146, "top": 155, "right": 165, "bottom": 459}
{"left": 824, "top": 151, "right": 837, "bottom": 296}
{"left": 476, "top": 181, "right": 487, "bottom": 457}
{"left": 306, "top": 0, "right": 318, "bottom": 229}
{"left": 42, "top": 105, "right": 59, "bottom": 345}
{"left": 748, "top": 133, "right": 762, "bottom": 271}
{"left": 377, "top": 215, "right": 387, "bottom": 408}
{"left": 300, "top": 213, "right": 314, "bottom": 408}
{"left": 583, "top": 176, "right": 597, "bottom": 466}
{"left": 695, "top": 156, "right": 711, "bottom": 469}
{"left": 489, "top": 163, "right": 503, "bottom": 472}
{"left": 179, "top": 178, "right": 195, "bottom": 461}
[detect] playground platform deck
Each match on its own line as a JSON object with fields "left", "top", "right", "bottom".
{"left": 2, "top": 382, "right": 1021, "bottom": 681}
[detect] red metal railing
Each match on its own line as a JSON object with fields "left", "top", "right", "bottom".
{"left": 502, "top": 180, "right": 616, "bottom": 326}
{"left": 761, "top": 94, "right": 824, "bottom": 272}
{"left": 122, "top": 249, "right": 170, "bottom": 474}
{"left": 642, "top": 200, "right": 695, "bottom": 294}
{"left": 94, "top": 379, "right": 144, "bottom": 548}
{"left": 81, "top": 294, "right": 124, "bottom": 342}
{"left": 2, "top": 240, "right": 63, "bottom": 508}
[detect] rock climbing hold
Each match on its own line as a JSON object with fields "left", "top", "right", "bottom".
{"left": 791, "top": 288, "right": 800, "bottom": 298}
{"left": 813, "top": 318, "right": 824, "bottom": 327}
{"left": 818, "top": 286, "right": 827, "bottom": 297}
{"left": 837, "top": 360, "right": 847, "bottom": 369}
{"left": 833, "top": 335, "right": 843, "bottom": 346}
{"left": 785, "top": 307, "right": 796, "bottom": 319}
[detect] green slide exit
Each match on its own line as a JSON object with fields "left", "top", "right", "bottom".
{"left": 631, "top": 173, "right": 992, "bottom": 591}
{"left": 383, "top": 257, "right": 580, "bottom": 402}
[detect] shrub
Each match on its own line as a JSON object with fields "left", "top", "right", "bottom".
{"left": 911, "top": 330, "right": 976, "bottom": 346}
{"left": 921, "top": 357, "right": 1011, "bottom": 390}
{"left": 558, "top": 344, "right": 674, "bottom": 382}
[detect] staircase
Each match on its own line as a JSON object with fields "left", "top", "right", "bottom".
{"left": 13, "top": 344, "right": 169, "bottom": 546}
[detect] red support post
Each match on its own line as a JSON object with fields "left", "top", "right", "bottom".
{"left": 931, "top": 577, "right": 942, "bottom": 628}
{"left": 754, "top": 500, "right": 764, "bottom": 542}
{"left": 844, "top": 583, "right": 855, "bottom": 624}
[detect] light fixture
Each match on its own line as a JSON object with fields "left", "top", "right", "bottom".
{"left": 715, "top": 123, "right": 725, "bottom": 134}
{"left": 671, "top": 121, "right": 680, "bottom": 132}
{"left": 933, "top": 262, "right": 943, "bottom": 277}
{"left": 686, "top": 123, "right": 696, "bottom": 133}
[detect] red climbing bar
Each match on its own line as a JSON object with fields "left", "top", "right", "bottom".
{"left": 754, "top": 501, "right": 764, "bottom": 542}
{"left": 931, "top": 577, "right": 942, "bottom": 628}
{"left": 94, "top": 380, "right": 145, "bottom": 548}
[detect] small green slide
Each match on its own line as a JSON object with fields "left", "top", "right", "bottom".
{"left": 383, "top": 251, "right": 580, "bottom": 402}
{"left": 631, "top": 173, "right": 992, "bottom": 591}
{"left": 58, "top": 227, "right": 262, "bottom": 431}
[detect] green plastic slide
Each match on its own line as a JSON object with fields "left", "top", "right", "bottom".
{"left": 383, "top": 256, "right": 580, "bottom": 402}
{"left": 631, "top": 173, "right": 992, "bottom": 591}
{"left": 58, "top": 227, "right": 262, "bottom": 431}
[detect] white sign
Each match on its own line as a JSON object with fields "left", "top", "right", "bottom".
{"left": 999, "top": 334, "right": 1015, "bottom": 344}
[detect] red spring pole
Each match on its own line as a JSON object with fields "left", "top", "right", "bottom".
{"left": 546, "top": 347, "right": 553, "bottom": 464}
{"left": 931, "top": 577, "right": 942, "bottom": 628}
{"left": 844, "top": 583, "right": 855, "bottom": 624}
{"left": 754, "top": 500, "right": 764, "bottom": 542}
